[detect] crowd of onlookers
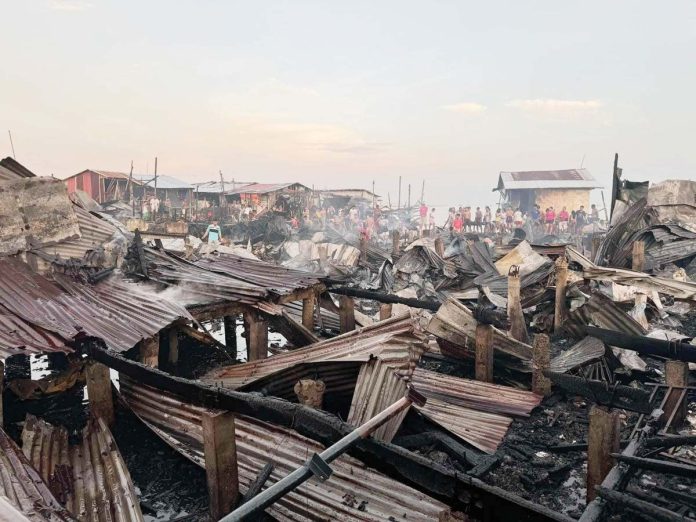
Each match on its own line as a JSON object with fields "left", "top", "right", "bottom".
{"left": 424, "top": 202, "right": 603, "bottom": 236}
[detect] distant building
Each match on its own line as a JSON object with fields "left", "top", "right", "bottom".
{"left": 316, "top": 188, "right": 379, "bottom": 208}
{"left": 494, "top": 169, "right": 602, "bottom": 211}
{"left": 226, "top": 182, "right": 312, "bottom": 213}
{"left": 64, "top": 169, "right": 139, "bottom": 203}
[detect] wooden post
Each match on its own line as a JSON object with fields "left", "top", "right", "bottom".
{"left": 379, "top": 303, "right": 393, "bottom": 321}
{"left": 475, "top": 324, "right": 494, "bottom": 383}
{"left": 663, "top": 361, "right": 689, "bottom": 428}
{"left": 339, "top": 295, "right": 355, "bottom": 333}
{"left": 632, "top": 240, "right": 645, "bottom": 272}
{"left": 139, "top": 334, "right": 159, "bottom": 367}
{"left": 587, "top": 405, "right": 620, "bottom": 503}
{"left": 554, "top": 257, "right": 568, "bottom": 334}
{"left": 392, "top": 230, "right": 400, "bottom": 256}
{"left": 202, "top": 411, "right": 239, "bottom": 519}
{"left": 507, "top": 266, "right": 528, "bottom": 343}
{"left": 244, "top": 311, "right": 268, "bottom": 361}
{"left": 167, "top": 329, "right": 179, "bottom": 367}
{"left": 86, "top": 362, "right": 115, "bottom": 426}
{"left": 0, "top": 360, "right": 4, "bottom": 428}
{"left": 532, "top": 334, "right": 551, "bottom": 396}
{"left": 223, "top": 315, "right": 238, "bottom": 359}
{"left": 302, "top": 294, "right": 315, "bottom": 330}
{"left": 434, "top": 236, "right": 444, "bottom": 258}
{"left": 591, "top": 235, "right": 601, "bottom": 261}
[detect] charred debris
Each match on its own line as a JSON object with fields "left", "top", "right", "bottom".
{"left": 0, "top": 156, "right": 694, "bottom": 521}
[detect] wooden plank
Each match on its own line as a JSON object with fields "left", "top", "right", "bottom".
{"left": 202, "top": 411, "right": 239, "bottom": 519}
{"left": 245, "top": 311, "right": 268, "bottom": 361}
{"left": 475, "top": 324, "right": 494, "bottom": 382}
{"left": 339, "top": 295, "right": 356, "bottom": 333}
{"left": 587, "top": 405, "right": 620, "bottom": 503}
{"left": 507, "top": 267, "right": 528, "bottom": 343}
{"left": 663, "top": 361, "right": 689, "bottom": 428}
{"left": 379, "top": 303, "right": 393, "bottom": 321}
{"left": 632, "top": 240, "right": 645, "bottom": 272}
{"left": 302, "top": 296, "right": 315, "bottom": 330}
{"left": 554, "top": 257, "right": 568, "bottom": 333}
{"left": 532, "top": 334, "right": 551, "bottom": 396}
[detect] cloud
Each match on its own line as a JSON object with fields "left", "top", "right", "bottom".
{"left": 48, "top": 0, "right": 93, "bottom": 11}
{"left": 506, "top": 99, "right": 602, "bottom": 112}
{"left": 442, "top": 102, "right": 487, "bottom": 114}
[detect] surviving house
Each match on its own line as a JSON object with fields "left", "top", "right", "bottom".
{"left": 64, "top": 169, "right": 141, "bottom": 204}
{"left": 494, "top": 168, "right": 602, "bottom": 212}
{"left": 225, "top": 182, "right": 312, "bottom": 213}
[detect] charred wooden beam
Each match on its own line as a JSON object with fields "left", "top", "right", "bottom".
{"left": 203, "top": 410, "right": 239, "bottom": 519}
{"left": 329, "top": 286, "right": 440, "bottom": 311}
{"left": 609, "top": 454, "right": 696, "bottom": 477}
{"left": 663, "top": 361, "right": 689, "bottom": 427}
{"left": 241, "top": 463, "right": 274, "bottom": 505}
{"left": 133, "top": 229, "right": 149, "bottom": 278}
{"left": 543, "top": 371, "right": 652, "bottom": 413}
{"left": 584, "top": 326, "right": 696, "bottom": 363}
{"left": 587, "top": 406, "right": 620, "bottom": 503}
{"left": 595, "top": 486, "right": 692, "bottom": 522}
{"left": 644, "top": 434, "right": 696, "bottom": 449}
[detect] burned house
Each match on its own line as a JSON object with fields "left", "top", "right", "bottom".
{"left": 225, "top": 182, "right": 312, "bottom": 214}
{"left": 494, "top": 168, "right": 602, "bottom": 212}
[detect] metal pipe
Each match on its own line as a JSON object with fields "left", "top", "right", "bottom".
{"left": 219, "top": 390, "right": 423, "bottom": 521}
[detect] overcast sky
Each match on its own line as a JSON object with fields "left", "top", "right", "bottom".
{"left": 2, "top": 1, "right": 695, "bottom": 206}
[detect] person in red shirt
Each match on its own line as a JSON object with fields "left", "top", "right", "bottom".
{"left": 419, "top": 203, "right": 428, "bottom": 234}
{"left": 545, "top": 207, "right": 556, "bottom": 234}
{"left": 558, "top": 206, "right": 569, "bottom": 233}
{"left": 453, "top": 213, "right": 463, "bottom": 234}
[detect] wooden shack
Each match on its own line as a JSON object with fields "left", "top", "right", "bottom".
{"left": 494, "top": 169, "right": 602, "bottom": 212}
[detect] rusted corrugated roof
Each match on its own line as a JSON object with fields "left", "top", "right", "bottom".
{"left": 22, "top": 415, "right": 144, "bottom": 522}
{"left": 0, "top": 157, "right": 37, "bottom": 181}
{"left": 203, "top": 313, "right": 428, "bottom": 388}
{"left": 224, "top": 182, "right": 309, "bottom": 196}
{"left": 0, "top": 306, "right": 72, "bottom": 361}
{"left": 194, "top": 253, "right": 323, "bottom": 299}
{"left": 120, "top": 377, "right": 450, "bottom": 521}
{"left": 410, "top": 368, "right": 542, "bottom": 453}
{"left": 0, "top": 258, "right": 190, "bottom": 352}
{"left": 0, "top": 426, "right": 73, "bottom": 521}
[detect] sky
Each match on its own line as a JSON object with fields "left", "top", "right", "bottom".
{"left": 2, "top": 1, "right": 695, "bottom": 206}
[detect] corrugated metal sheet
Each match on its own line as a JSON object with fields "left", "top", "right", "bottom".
{"left": 203, "top": 313, "right": 428, "bottom": 388}
{"left": 137, "top": 175, "right": 192, "bottom": 190}
{"left": 0, "top": 426, "right": 73, "bottom": 521}
{"left": 38, "top": 206, "right": 124, "bottom": 267}
{"left": 410, "top": 368, "right": 542, "bottom": 453}
{"left": 194, "top": 253, "right": 322, "bottom": 299}
{"left": 0, "top": 157, "right": 37, "bottom": 182}
{"left": 549, "top": 336, "right": 606, "bottom": 373}
{"left": 138, "top": 247, "right": 267, "bottom": 306}
{"left": 0, "top": 178, "right": 81, "bottom": 257}
{"left": 347, "top": 358, "right": 409, "bottom": 442}
{"left": 119, "top": 377, "right": 450, "bottom": 521}
{"left": 22, "top": 415, "right": 144, "bottom": 522}
{"left": 496, "top": 169, "right": 602, "bottom": 191}
{"left": 192, "top": 181, "right": 254, "bottom": 194}
{"left": 224, "top": 182, "right": 308, "bottom": 196}
{"left": 0, "top": 306, "right": 72, "bottom": 361}
{"left": 565, "top": 292, "right": 648, "bottom": 338}
{"left": 0, "top": 257, "right": 190, "bottom": 352}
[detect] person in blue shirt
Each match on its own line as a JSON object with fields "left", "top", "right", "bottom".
{"left": 203, "top": 220, "right": 222, "bottom": 244}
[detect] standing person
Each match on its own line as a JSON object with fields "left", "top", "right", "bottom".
{"left": 590, "top": 204, "right": 599, "bottom": 225}
{"left": 428, "top": 208, "right": 436, "bottom": 232}
{"left": 462, "top": 206, "right": 472, "bottom": 232}
{"left": 419, "top": 202, "right": 428, "bottom": 234}
{"left": 558, "top": 206, "right": 569, "bottom": 233}
{"left": 495, "top": 208, "right": 503, "bottom": 234}
{"left": 545, "top": 207, "right": 556, "bottom": 234}
{"left": 505, "top": 207, "right": 514, "bottom": 232}
{"left": 576, "top": 205, "right": 587, "bottom": 234}
{"left": 513, "top": 207, "right": 524, "bottom": 228}
{"left": 445, "top": 207, "right": 455, "bottom": 230}
{"left": 483, "top": 206, "right": 492, "bottom": 233}
{"left": 202, "top": 220, "right": 222, "bottom": 244}
{"left": 474, "top": 207, "right": 483, "bottom": 233}
{"left": 453, "top": 213, "right": 463, "bottom": 234}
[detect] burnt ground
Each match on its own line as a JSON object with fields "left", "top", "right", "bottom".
{"left": 112, "top": 404, "right": 209, "bottom": 522}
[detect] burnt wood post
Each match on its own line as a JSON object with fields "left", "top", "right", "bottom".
{"left": 434, "top": 237, "right": 444, "bottom": 258}
{"left": 507, "top": 265, "right": 528, "bottom": 343}
{"left": 632, "top": 240, "right": 645, "bottom": 272}
{"left": 86, "top": 361, "right": 115, "bottom": 426}
{"left": 244, "top": 311, "right": 268, "bottom": 361}
{"left": 587, "top": 405, "right": 621, "bottom": 503}
{"left": 223, "top": 315, "right": 238, "bottom": 359}
{"left": 554, "top": 257, "right": 568, "bottom": 334}
{"left": 202, "top": 411, "right": 239, "bottom": 519}
{"left": 379, "top": 303, "right": 393, "bottom": 321}
{"left": 392, "top": 230, "right": 400, "bottom": 256}
{"left": 139, "top": 334, "right": 160, "bottom": 367}
{"left": 532, "top": 334, "right": 551, "bottom": 396}
{"left": 475, "top": 324, "right": 494, "bottom": 383}
{"left": 302, "top": 293, "right": 315, "bottom": 330}
{"left": 167, "top": 328, "right": 179, "bottom": 367}
{"left": 339, "top": 295, "right": 356, "bottom": 333}
{"left": 663, "top": 361, "right": 689, "bottom": 428}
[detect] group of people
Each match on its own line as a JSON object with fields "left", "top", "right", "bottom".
{"left": 438, "top": 203, "right": 602, "bottom": 236}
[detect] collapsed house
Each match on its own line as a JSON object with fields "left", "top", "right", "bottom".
{"left": 0, "top": 156, "right": 694, "bottom": 522}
